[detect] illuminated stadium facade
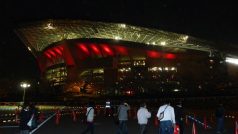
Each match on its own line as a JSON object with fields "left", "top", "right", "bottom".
{"left": 15, "top": 20, "right": 228, "bottom": 97}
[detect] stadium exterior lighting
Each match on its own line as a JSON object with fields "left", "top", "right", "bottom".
{"left": 182, "top": 35, "right": 189, "bottom": 41}
{"left": 119, "top": 24, "right": 126, "bottom": 28}
{"left": 114, "top": 36, "right": 122, "bottom": 40}
{"left": 225, "top": 57, "right": 238, "bottom": 65}
{"left": 160, "top": 41, "right": 166, "bottom": 46}
{"left": 44, "top": 23, "right": 55, "bottom": 30}
{"left": 20, "top": 82, "right": 31, "bottom": 104}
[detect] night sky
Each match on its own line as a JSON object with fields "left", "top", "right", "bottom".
{"left": 0, "top": 0, "right": 237, "bottom": 80}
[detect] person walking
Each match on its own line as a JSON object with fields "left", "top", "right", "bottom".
{"left": 174, "top": 102, "right": 184, "bottom": 134}
{"left": 215, "top": 103, "right": 225, "bottom": 134}
{"left": 117, "top": 101, "right": 130, "bottom": 134}
{"left": 156, "top": 102, "right": 176, "bottom": 134}
{"left": 81, "top": 101, "right": 95, "bottom": 134}
{"left": 19, "top": 104, "right": 31, "bottom": 134}
{"left": 29, "top": 103, "right": 39, "bottom": 130}
{"left": 137, "top": 102, "right": 151, "bottom": 134}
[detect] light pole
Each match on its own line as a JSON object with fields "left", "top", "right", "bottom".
{"left": 20, "top": 82, "right": 31, "bottom": 104}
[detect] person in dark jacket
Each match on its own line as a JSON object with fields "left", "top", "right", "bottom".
{"left": 174, "top": 102, "right": 184, "bottom": 134}
{"left": 29, "top": 103, "right": 39, "bottom": 130}
{"left": 215, "top": 103, "right": 225, "bottom": 134}
{"left": 19, "top": 104, "right": 31, "bottom": 134}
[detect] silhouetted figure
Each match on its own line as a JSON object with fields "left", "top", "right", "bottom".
{"left": 81, "top": 101, "right": 95, "bottom": 134}
{"left": 215, "top": 103, "right": 225, "bottom": 134}
{"left": 19, "top": 104, "right": 31, "bottom": 134}
{"left": 174, "top": 102, "right": 184, "bottom": 134}
{"left": 29, "top": 103, "right": 38, "bottom": 130}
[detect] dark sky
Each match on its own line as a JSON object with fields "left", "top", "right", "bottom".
{"left": 0, "top": 0, "right": 237, "bottom": 80}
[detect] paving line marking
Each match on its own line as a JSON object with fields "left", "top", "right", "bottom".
{"left": 30, "top": 113, "right": 56, "bottom": 134}
{"left": 0, "top": 125, "right": 18, "bottom": 128}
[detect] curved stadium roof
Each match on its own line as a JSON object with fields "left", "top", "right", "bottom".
{"left": 15, "top": 20, "right": 215, "bottom": 56}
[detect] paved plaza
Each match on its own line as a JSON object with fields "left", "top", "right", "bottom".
{"left": 0, "top": 113, "right": 235, "bottom": 134}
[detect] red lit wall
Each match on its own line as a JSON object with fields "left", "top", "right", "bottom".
{"left": 40, "top": 41, "right": 176, "bottom": 72}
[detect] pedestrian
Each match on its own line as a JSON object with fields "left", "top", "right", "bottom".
{"left": 156, "top": 101, "right": 176, "bottom": 134}
{"left": 19, "top": 104, "right": 31, "bottom": 134}
{"left": 215, "top": 103, "right": 225, "bottom": 134}
{"left": 117, "top": 101, "right": 130, "bottom": 134}
{"left": 81, "top": 101, "right": 95, "bottom": 134}
{"left": 15, "top": 105, "right": 20, "bottom": 124}
{"left": 29, "top": 103, "right": 39, "bottom": 130}
{"left": 174, "top": 102, "right": 184, "bottom": 134}
{"left": 72, "top": 109, "right": 77, "bottom": 122}
{"left": 137, "top": 102, "right": 151, "bottom": 134}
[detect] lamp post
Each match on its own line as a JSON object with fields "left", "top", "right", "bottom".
{"left": 20, "top": 82, "right": 31, "bottom": 104}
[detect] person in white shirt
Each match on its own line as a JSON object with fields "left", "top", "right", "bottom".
{"left": 137, "top": 103, "right": 151, "bottom": 134}
{"left": 156, "top": 102, "right": 175, "bottom": 134}
{"left": 81, "top": 101, "right": 95, "bottom": 134}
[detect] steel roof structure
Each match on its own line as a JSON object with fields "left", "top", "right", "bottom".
{"left": 15, "top": 20, "right": 215, "bottom": 56}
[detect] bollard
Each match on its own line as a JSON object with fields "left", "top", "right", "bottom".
{"left": 72, "top": 110, "right": 77, "bottom": 122}
{"left": 204, "top": 116, "right": 207, "bottom": 130}
{"left": 192, "top": 122, "right": 197, "bottom": 134}
{"left": 154, "top": 116, "right": 159, "bottom": 127}
{"left": 186, "top": 115, "right": 189, "bottom": 126}
{"left": 39, "top": 112, "right": 45, "bottom": 123}
{"left": 55, "top": 110, "right": 61, "bottom": 125}
{"left": 15, "top": 107, "right": 20, "bottom": 124}
{"left": 174, "top": 124, "right": 180, "bottom": 134}
{"left": 235, "top": 120, "right": 238, "bottom": 134}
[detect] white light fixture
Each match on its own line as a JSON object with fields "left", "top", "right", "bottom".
{"left": 225, "top": 57, "right": 238, "bottom": 65}
{"left": 171, "top": 67, "right": 176, "bottom": 71}
{"left": 160, "top": 41, "right": 166, "bottom": 46}
{"left": 27, "top": 47, "right": 32, "bottom": 51}
{"left": 20, "top": 83, "right": 31, "bottom": 88}
{"left": 119, "top": 24, "right": 126, "bottom": 28}
{"left": 44, "top": 23, "right": 55, "bottom": 30}
{"left": 114, "top": 36, "right": 122, "bottom": 40}
{"left": 182, "top": 36, "right": 189, "bottom": 41}
{"left": 159, "top": 67, "right": 162, "bottom": 71}
{"left": 20, "top": 82, "right": 31, "bottom": 103}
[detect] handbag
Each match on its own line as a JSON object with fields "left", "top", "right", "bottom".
{"left": 27, "top": 114, "right": 34, "bottom": 127}
{"left": 158, "top": 105, "right": 168, "bottom": 120}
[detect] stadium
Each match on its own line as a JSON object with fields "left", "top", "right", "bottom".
{"left": 15, "top": 20, "right": 233, "bottom": 98}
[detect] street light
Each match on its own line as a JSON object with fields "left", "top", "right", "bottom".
{"left": 20, "top": 82, "right": 31, "bottom": 104}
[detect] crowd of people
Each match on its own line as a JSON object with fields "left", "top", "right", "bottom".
{"left": 79, "top": 100, "right": 184, "bottom": 134}
{"left": 18, "top": 100, "right": 226, "bottom": 134}
{"left": 79, "top": 100, "right": 226, "bottom": 134}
